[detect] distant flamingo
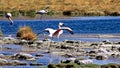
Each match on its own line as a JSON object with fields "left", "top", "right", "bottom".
{"left": 44, "top": 22, "right": 74, "bottom": 39}
{"left": 36, "top": 7, "right": 49, "bottom": 19}
{"left": 6, "top": 13, "right": 13, "bottom": 25}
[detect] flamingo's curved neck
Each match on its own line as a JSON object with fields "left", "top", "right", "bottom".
{"left": 58, "top": 25, "right": 62, "bottom": 29}
{"left": 45, "top": 9, "right": 48, "bottom": 13}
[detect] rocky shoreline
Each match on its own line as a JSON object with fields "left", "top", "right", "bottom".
{"left": 0, "top": 35, "right": 120, "bottom": 67}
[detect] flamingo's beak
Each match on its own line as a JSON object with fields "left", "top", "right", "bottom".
{"left": 62, "top": 24, "right": 65, "bottom": 26}
{"left": 44, "top": 29, "right": 49, "bottom": 33}
{"left": 8, "top": 17, "right": 13, "bottom": 25}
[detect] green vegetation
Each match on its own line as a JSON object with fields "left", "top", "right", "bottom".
{"left": 48, "top": 63, "right": 120, "bottom": 68}
{"left": 25, "top": 10, "right": 36, "bottom": 17}
{"left": 47, "top": 10, "right": 55, "bottom": 16}
{"left": 11, "top": 11, "right": 19, "bottom": 17}
{"left": 101, "top": 63, "right": 120, "bottom": 68}
{"left": 48, "top": 63, "right": 100, "bottom": 68}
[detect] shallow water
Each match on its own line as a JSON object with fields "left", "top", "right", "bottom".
{"left": 1, "top": 43, "right": 120, "bottom": 68}
{"left": 0, "top": 16, "right": 120, "bottom": 67}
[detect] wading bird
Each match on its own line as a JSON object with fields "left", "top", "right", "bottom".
{"left": 6, "top": 13, "right": 13, "bottom": 25}
{"left": 44, "top": 22, "right": 74, "bottom": 39}
{"left": 36, "top": 7, "right": 49, "bottom": 19}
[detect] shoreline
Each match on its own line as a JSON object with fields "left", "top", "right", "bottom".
{"left": 2, "top": 34, "right": 120, "bottom": 43}
{"left": 32, "top": 34, "right": 120, "bottom": 39}
{"left": 0, "top": 16, "right": 120, "bottom": 21}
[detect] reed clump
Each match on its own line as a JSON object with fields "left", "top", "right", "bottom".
{"left": 16, "top": 26, "right": 36, "bottom": 40}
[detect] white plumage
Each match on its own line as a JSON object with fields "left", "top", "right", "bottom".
{"left": 44, "top": 22, "right": 73, "bottom": 39}
{"left": 36, "top": 7, "right": 49, "bottom": 19}
{"left": 44, "top": 28, "right": 56, "bottom": 38}
{"left": 36, "top": 10, "right": 48, "bottom": 14}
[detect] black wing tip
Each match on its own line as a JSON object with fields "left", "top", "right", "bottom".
{"left": 70, "top": 31, "right": 74, "bottom": 35}
{"left": 71, "top": 32, "right": 74, "bottom": 34}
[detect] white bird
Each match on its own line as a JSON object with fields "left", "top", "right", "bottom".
{"left": 6, "top": 13, "right": 13, "bottom": 25}
{"left": 36, "top": 10, "right": 48, "bottom": 14}
{"left": 36, "top": 7, "right": 49, "bottom": 19}
{"left": 44, "top": 22, "right": 73, "bottom": 39}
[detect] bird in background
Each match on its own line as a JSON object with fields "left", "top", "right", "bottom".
{"left": 6, "top": 13, "right": 13, "bottom": 25}
{"left": 44, "top": 22, "right": 74, "bottom": 39}
{"left": 36, "top": 7, "right": 49, "bottom": 19}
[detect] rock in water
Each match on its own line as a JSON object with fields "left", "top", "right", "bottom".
{"left": 0, "top": 58, "right": 8, "bottom": 65}
{"left": 16, "top": 26, "right": 36, "bottom": 40}
{"left": 12, "top": 52, "right": 35, "bottom": 60}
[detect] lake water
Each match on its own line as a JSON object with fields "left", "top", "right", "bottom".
{"left": 0, "top": 16, "right": 120, "bottom": 67}
{"left": 0, "top": 16, "right": 120, "bottom": 35}
{"left": 0, "top": 16, "right": 120, "bottom": 42}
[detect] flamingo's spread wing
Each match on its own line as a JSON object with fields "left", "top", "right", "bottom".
{"left": 44, "top": 28, "right": 56, "bottom": 37}
{"left": 53, "top": 29, "right": 61, "bottom": 36}
{"left": 60, "top": 27, "right": 74, "bottom": 34}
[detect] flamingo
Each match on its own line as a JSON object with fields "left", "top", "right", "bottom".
{"left": 44, "top": 22, "right": 73, "bottom": 62}
{"left": 6, "top": 13, "right": 13, "bottom": 25}
{"left": 44, "top": 22, "right": 73, "bottom": 39}
{"left": 36, "top": 7, "right": 49, "bottom": 19}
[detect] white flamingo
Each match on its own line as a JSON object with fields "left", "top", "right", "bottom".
{"left": 44, "top": 22, "right": 73, "bottom": 63}
{"left": 44, "top": 22, "right": 73, "bottom": 39}
{"left": 36, "top": 7, "right": 49, "bottom": 19}
{"left": 6, "top": 13, "right": 13, "bottom": 25}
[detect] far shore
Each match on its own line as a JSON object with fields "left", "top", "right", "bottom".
{"left": 0, "top": 15, "right": 120, "bottom": 21}
{"left": 0, "top": 15, "right": 71, "bottom": 20}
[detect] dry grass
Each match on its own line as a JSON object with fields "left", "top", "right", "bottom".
{"left": 0, "top": 0, "right": 119, "bottom": 12}
{"left": 16, "top": 26, "right": 36, "bottom": 40}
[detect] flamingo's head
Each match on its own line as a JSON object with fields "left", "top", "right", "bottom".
{"left": 59, "top": 22, "right": 65, "bottom": 27}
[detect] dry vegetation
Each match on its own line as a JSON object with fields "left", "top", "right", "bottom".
{"left": 0, "top": 0, "right": 120, "bottom": 11}
{"left": 16, "top": 26, "right": 36, "bottom": 40}
{"left": 0, "top": 0, "right": 120, "bottom": 16}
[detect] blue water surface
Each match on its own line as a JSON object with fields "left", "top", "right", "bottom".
{"left": 0, "top": 16, "right": 120, "bottom": 36}
{"left": 0, "top": 16, "right": 120, "bottom": 67}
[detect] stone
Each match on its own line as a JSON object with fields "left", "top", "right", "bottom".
{"left": 75, "top": 59, "right": 93, "bottom": 64}
{"left": 96, "top": 55, "right": 108, "bottom": 60}
{"left": 29, "top": 62, "right": 43, "bottom": 66}
{"left": 12, "top": 52, "right": 35, "bottom": 60}
{"left": 0, "top": 58, "right": 8, "bottom": 65}
{"left": 61, "top": 58, "right": 76, "bottom": 63}
{"left": 35, "top": 54, "right": 44, "bottom": 57}
{"left": 62, "top": 53, "right": 74, "bottom": 58}
{"left": 10, "top": 60, "right": 27, "bottom": 66}
{"left": 0, "top": 54, "right": 6, "bottom": 58}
